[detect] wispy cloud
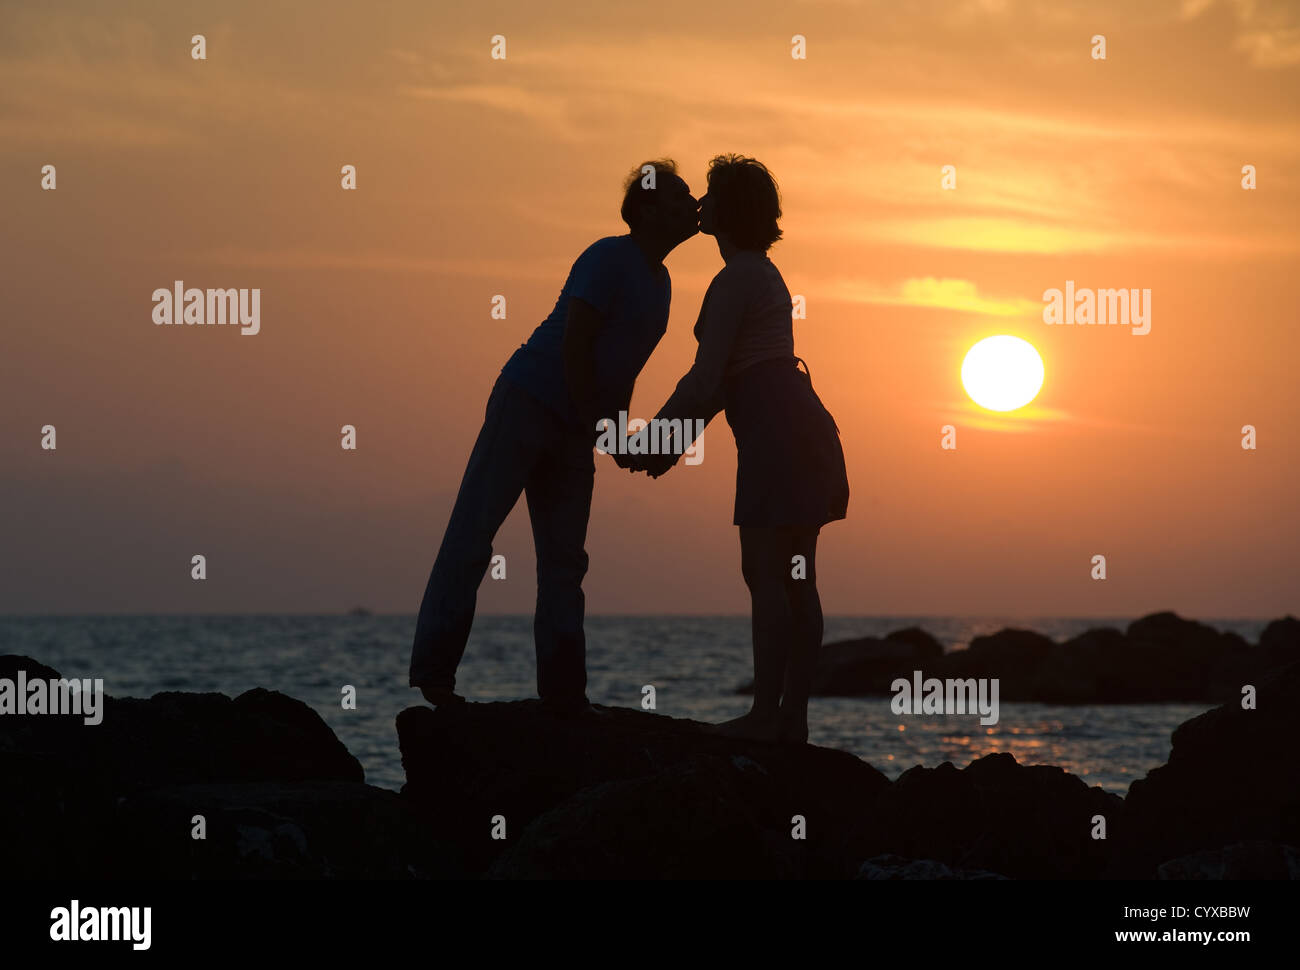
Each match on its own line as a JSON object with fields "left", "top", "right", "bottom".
{"left": 819, "top": 277, "right": 1041, "bottom": 316}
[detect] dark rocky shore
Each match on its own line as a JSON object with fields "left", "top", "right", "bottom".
{"left": 3, "top": 612, "right": 1297, "bottom": 880}
{"left": 736, "top": 611, "right": 1300, "bottom": 704}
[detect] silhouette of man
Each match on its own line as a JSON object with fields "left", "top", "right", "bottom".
{"left": 410, "top": 160, "right": 699, "bottom": 712}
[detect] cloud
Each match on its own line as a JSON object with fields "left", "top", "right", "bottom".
{"left": 819, "top": 277, "right": 1041, "bottom": 316}
{"left": 1181, "top": 0, "right": 1300, "bottom": 66}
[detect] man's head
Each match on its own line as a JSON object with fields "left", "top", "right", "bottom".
{"left": 698, "top": 154, "right": 782, "bottom": 252}
{"left": 621, "top": 159, "right": 699, "bottom": 251}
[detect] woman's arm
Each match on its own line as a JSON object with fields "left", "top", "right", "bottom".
{"left": 629, "top": 266, "right": 746, "bottom": 471}
{"left": 659, "top": 267, "right": 746, "bottom": 426}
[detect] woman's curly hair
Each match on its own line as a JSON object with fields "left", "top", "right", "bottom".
{"left": 706, "top": 154, "right": 782, "bottom": 251}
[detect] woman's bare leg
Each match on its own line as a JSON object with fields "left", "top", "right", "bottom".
{"left": 778, "top": 529, "right": 822, "bottom": 743}
{"left": 710, "top": 526, "right": 791, "bottom": 741}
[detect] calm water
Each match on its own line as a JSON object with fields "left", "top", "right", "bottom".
{"left": 0, "top": 615, "right": 1269, "bottom": 795}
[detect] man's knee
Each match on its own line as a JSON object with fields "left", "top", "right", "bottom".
{"left": 537, "top": 548, "right": 589, "bottom": 593}
{"left": 432, "top": 526, "right": 495, "bottom": 586}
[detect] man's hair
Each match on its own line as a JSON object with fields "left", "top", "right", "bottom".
{"left": 706, "top": 154, "right": 782, "bottom": 251}
{"left": 621, "top": 158, "right": 679, "bottom": 229}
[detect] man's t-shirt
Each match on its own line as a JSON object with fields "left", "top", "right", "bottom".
{"left": 500, "top": 235, "right": 671, "bottom": 431}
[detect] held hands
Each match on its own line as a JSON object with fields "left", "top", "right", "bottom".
{"left": 626, "top": 450, "right": 676, "bottom": 478}
{"left": 608, "top": 428, "right": 677, "bottom": 479}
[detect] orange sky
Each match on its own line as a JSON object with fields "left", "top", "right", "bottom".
{"left": 2, "top": 0, "right": 1297, "bottom": 615}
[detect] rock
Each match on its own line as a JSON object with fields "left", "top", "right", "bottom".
{"left": 934, "top": 629, "right": 1056, "bottom": 698}
{"left": 883, "top": 626, "right": 945, "bottom": 658}
{"left": 1260, "top": 616, "right": 1300, "bottom": 669}
{"left": 1119, "top": 660, "right": 1300, "bottom": 877}
{"left": 0, "top": 655, "right": 362, "bottom": 791}
{"left": 737, "top": 626, "right": 943, "bottom": 696}
{"left": 1121, "top": 611, "right": 1252, "bottom": 701}
{"left": 0, "top": 655, "right": 379, "bottom": 879}
{"left": 486, "top": 757, "right": 805, "bottom": 878}
{"left": 110, "top": 781, "right": 456, "bottom": 879}
{"left": 737, "top": 614, "right": 1292, "bottom": 704}
{"left": 1126, "top": 611, "right": 1249, "bottom": 655}
{"left": 855, "top": 752, "right": 1123, "bottom": 879}
{"left": 8, "top": 627, "right": 1300, "bottom": 880}
{"left": 397, "top": 699, "right": 891, "bottom": 878}
{"left": 856, "top": 854, "right": 1009, "bottom": 880}
{"left": 1033, "top": 626, "right": 1127, "bottom": 703}
{"left": 1156, "top": 841, "right": 1300, "bottom": 880}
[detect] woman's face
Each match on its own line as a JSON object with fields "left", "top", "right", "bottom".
{"left": 697, "top": 191, "right": 716, "bottom": 236}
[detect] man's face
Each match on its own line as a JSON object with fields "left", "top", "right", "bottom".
{"left": 697, "top": 191, "right": 716, "bottom": 236}
{"left": 648, "top": 174, "right": 699, "bottom": 246}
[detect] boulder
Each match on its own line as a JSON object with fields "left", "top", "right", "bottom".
{"left": 735, "top": 613, "right": 1292, "bottom": 703}
{"left": 856, "top": 854, "right": 1009, "bottom": 880}
{"left": 737, "top": 626, "right": 943, "bottom": 696}
{"left": 1156, "top": 841, "right": 1300, "bottom": 880}
{"left": 855, "top": 752, "right": 1123, "bottom": 879}
{"left": 1121, "top": 611, "right": 1252, "bottom": 701}
{"left": 486, "top": 757, "right": 804, "bottom": 878}
{"left": 0, "top": 655, "right": 383, "bottom": 879}
{"left": 110, "top": 781, "right": 456, "bottom": 879}
{"left": 397, "top": 699, "right": 891, "bottom": 878}
{"left": 1033, "top": 626, "right": 1128, "bottom": 703}
{"left": 1118, "top": 660, "right": 1300, "bottom": 877}
{"left": 1260, "top": 616, "right": 1300, "bottom": 670}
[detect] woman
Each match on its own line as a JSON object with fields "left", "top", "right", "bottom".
{"left": 626, "top": 154, "right": 848, "bottom": 743}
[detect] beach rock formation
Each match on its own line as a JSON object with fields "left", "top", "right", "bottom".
{"left": 848, "top": 752, "right": 1123, "bottom": 880}
{"left": 749, "top": 611, "right": 1291, "bottom": 704}
{"left": 856, "top": 854, "right": 1009, "bottom": 880}
{"left": 4, "top": 638, "right": 1298, "bottom": 880}
{"left": 0, "top": 654, "right": 441, "bottom": 879}
{"left": 1259, "top": 615, "right": 1300, "bottom": 669}
{"left": 736, "top": 626, "right": 942, "bottom": 695}
{"left": 1116, "top": 658, "right": 1300, "bottom": 877}
{"left": 397, "top": 700, "right": 890, "bottom": 878}
{"left": 1156, "top": 841, "right": 1300, "bottom": 880}
{"left": 395, "top": 701, "right": 1134, "bottom": 879}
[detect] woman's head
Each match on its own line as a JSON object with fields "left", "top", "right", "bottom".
{"left": 699, "top": 154, "right": 782, "bottom": 252}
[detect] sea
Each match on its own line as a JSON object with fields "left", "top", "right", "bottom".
{"left": 0, "top": 615, "right": 1271, "bottom": 796}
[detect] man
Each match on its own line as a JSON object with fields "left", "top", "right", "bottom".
{"left": 410, "top": 159, "right": 699, "bottom": 712}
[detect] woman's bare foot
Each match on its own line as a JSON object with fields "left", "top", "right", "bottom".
{"left": 707, "top": 709, "right": 783, "bottom": 742}
{"left": 776, "top": 710, "right": 809, "bottom": 745}
{"left": 777, "top": 721, "right": 809, "bottom": 745}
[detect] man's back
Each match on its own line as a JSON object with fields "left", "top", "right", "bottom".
{"left": 501, "top": 234, "right": 671, "bottom": 428}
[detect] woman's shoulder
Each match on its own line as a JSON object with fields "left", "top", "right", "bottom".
{"left": 721, "top": 252, "right": 788, "bottom": 306}
{"left": 712, "top": 251, "right": 780, "bottom": 287}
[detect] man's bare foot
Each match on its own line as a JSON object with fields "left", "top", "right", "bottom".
{"left": 707, "top": 710, "right": 782, "bottom": 742}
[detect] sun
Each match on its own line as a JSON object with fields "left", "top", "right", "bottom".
{"left": 961, "top": 336, "right": 1044, "bottom": 412}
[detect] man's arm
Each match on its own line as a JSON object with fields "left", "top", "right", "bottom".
{"left": 562, "top": 295, "right": 604, "bottom": 442}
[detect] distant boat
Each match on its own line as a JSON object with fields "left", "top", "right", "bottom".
{"left": 347, "top": 607, "right": 373, "bottom": 617}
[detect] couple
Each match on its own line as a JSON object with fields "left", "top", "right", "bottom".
{"left": 409, "top": 155, "right": 848, "bottom": 743}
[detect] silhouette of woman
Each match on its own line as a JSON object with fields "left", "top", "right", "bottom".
{"left": 626, "top": 154, "right": 848, "bottom": 743}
